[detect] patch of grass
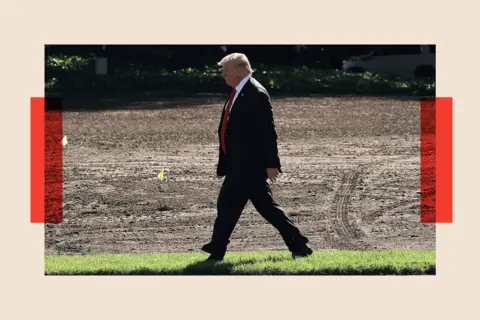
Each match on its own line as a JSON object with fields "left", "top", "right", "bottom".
{"left": 45, "top": 250, "right": 435, "bottom": 275}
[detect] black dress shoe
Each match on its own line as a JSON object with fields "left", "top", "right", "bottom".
{"left": 201, "top": 243, "right": 213, "bottom": 254}
{"left": 292, "top": 245, "right": 313, "bottom": 259}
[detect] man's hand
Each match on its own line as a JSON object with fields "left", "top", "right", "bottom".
{"left": 267, "top": 168, "right": 279, "bottom": 182}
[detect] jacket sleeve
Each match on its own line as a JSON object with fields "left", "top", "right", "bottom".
{"left": 251, "top": 90, "right": 282, "bottom": 171}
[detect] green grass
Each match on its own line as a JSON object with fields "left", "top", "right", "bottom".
{"left": 45, "top": 250, "right": 435, "bottom": 275}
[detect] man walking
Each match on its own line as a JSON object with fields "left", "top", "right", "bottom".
{"left": 202, "top": 53, "right": 313, "bottom": 261}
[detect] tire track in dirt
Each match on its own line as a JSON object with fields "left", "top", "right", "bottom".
{"left": 326, "top": 155, "right": 416, "bottom": 250}
{"left": 327, "top": 165, "right": 371, "bottom": 250}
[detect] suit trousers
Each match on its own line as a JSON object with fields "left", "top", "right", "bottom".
{"left": 204, "top": 174, "right": 309, "bottom": 257}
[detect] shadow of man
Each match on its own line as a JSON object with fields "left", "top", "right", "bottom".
{"left": 183, "top": 255, "right": 292, "bottom": 275}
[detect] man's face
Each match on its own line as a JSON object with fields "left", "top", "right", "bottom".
{"left": 221, "top": 63, "right": 241, "bottom": 88}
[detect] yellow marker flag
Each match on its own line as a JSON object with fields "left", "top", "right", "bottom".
{"left": 158, "top": 168, "right": 165, "bottom": 181}
{"left": 62, "top": 135, "right": 68, "bottom": 146}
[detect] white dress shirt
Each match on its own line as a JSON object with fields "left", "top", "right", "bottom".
{"left": 225, "top": 74, "right": 251, "bottom": 116}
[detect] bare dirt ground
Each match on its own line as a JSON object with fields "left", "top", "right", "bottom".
{"left": 44, "top": 95, "right": 435, "bottom": 255}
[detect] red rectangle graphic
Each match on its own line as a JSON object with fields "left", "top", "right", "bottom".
{"left": 420, "top": 97, "right": 453, "bottom": 223}
{"left": 31, "top": 98, "right": 45, "bottom": 223}
{"left": 436, "top": 97, "right": 453, "bottom": 223}
{"left": 44, "top": 98, "right": 63, "bottom": 223}
{"left": 31, "top": 97, "right": 63, "bottom": 223}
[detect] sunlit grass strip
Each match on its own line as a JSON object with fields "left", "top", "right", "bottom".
{"left": 45, "top": 250, "right": 435, "bottom": 275}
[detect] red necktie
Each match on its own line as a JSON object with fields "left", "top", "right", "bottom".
{"left": 220, "top": 88, "right": 237, "bottom": 153}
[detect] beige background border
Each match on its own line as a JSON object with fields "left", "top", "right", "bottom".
{"left": 1, "top": 0, "right": 478, "bottom": 319}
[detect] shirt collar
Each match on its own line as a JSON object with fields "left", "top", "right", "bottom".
{"left": 235, "top": 74, "right": 251, "bottom": 93}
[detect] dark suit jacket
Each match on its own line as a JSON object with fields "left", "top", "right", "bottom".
{"left": 216, "top": 77, "right": 282, "bottom": 180}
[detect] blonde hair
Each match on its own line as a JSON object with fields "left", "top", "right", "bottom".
{"left": 217, "top": 53, "right": 253, "bottom": 74}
